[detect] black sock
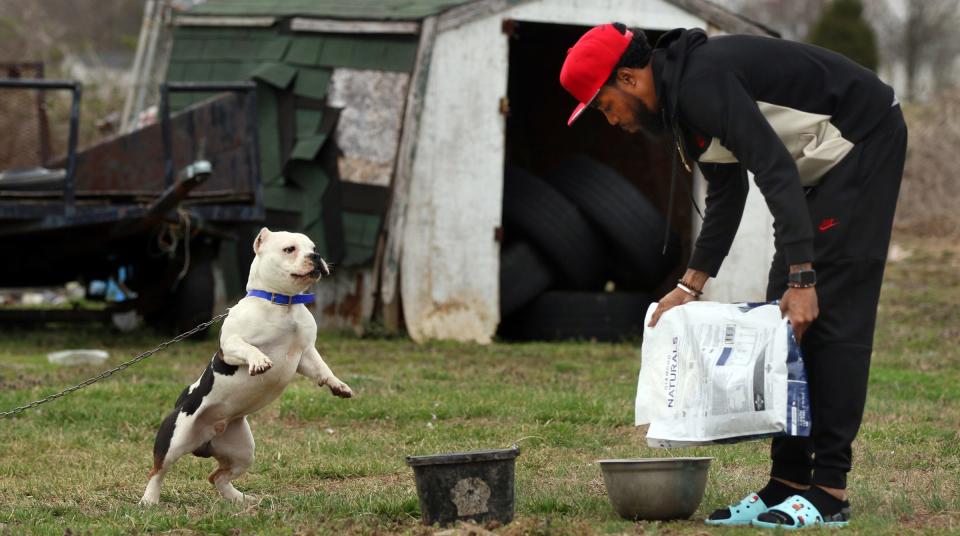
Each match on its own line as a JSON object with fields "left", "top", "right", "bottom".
{"left": 801, "top": 485, "right": 848, "bottom": 518}
{"left": 707, "top": 479, "right": 802, "bottom": 521}
{"left": 757, "top": 478, "right": 804, "bottom": 506}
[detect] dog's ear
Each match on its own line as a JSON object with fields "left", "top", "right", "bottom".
{"left": 253, "top": 227, "right": 271, "bottom": 254}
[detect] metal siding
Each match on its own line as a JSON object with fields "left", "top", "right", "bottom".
{"left": 203, "top": 38, "right": 235, "bottom": 59}
{"left": 303, "top": 217, "right": 329, "bottom": 259}
{"left": 285, "top": 36, "right": 325, "bottom": 66}
{"left": 182, "top": 62, "right": 212, "bottom": 80}
{"left": 251, "top": 62, "right": 297, "bottom": 89}
{"left": 172, "top": 35, "right": 209, "bottom": 60}
{"left": 290, "top": 134, "right": 329, "bottom": 161}
{"left": 255, "top": 84, "right": 283, "bottom": 181}
{"left": 258, "top": 36, "right": 292, "bottom": 60}
{"left": 384, "top": 40, "right": 419, "bottom": 72}
{"left": 210, "top": 61, "right": 246, "bottom": 81}
{"left": 234, "top": 39, "right": 261, "bottom": 60}
{"left": 168, "top": 92, "right": 201, "bottom": 110}
{"left": 296, "top": 109, "right": 324, "bottom": 136}
{"left": 293, "top": 68, "right": 332, "bottom": 99}
{"left": 171, "top": 30, "right": 417, "bottom": 78}
{"left": 315, "top": 36, "right": 353, "bottom": 66}
{"left": 341, "top": 212, "right": 380, "bottom": 266}
{"left": 289, "top": 164, "right": 331, "bottom": 254}
{"left": 263, "top": 182, "right": 303, "bottom": 210}
{"left": 166, "top": 61, "right": 187, "bottom": 81}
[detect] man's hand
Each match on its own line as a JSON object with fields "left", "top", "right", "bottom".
{"left": 648, "top": 286, "right": 699, "bottom": 327}
{"left": 648, "top": 268, "right": 709, "bottom": 328}
{"left": 780, "top": 286, "right": 818, "bottom": 342}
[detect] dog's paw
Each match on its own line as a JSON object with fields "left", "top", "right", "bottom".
{"left": 223, "top": 491, "right": 258, "bottom": 504}
{"left": 327, "top": 380, "right": 353, "bottom": 398}
{"left": 248, "top": 357, "right": 273, "bottom": 376}
{"left": 139, "top": 495, "right": 159, "bottom": 507}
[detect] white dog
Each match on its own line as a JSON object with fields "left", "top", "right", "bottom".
{"left": 140, "top": 228, "right": 352, "bottom": 506}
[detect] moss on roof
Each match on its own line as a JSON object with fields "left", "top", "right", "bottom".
{"left": 187, "top": 0, "right": 475, "bottom": 21}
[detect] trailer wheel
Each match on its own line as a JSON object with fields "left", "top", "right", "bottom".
{"left": 502, "top": 166, "right": 608, "bottom": 289}
{"left": 547, "top": 155, "right": 680, "bottom": 290}
{"left": 500, "top": 240, "right": 555, "bottom": 317}
{"left": 172, "top": 259, "right": 215, "bottom": 338}
{"left": 499, "top": 291, "right": 652, "bottom": 342}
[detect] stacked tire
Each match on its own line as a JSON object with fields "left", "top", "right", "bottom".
{"left": 498, "top": 155, "right": 680, "bottom": 342}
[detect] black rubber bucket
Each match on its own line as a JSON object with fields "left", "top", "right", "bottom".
{"left": 405, "top": 446, "right": 521, "bottom": 527}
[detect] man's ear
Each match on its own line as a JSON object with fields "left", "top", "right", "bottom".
{"left": 616, "top": 67, "right": 637, "bottom": 88}
{"left": 254, "top": 227, "right": 271, "bottom": 254}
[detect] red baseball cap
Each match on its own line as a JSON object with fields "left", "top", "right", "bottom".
{"left": 559, "top": 24, "right": 633, "bottom": 126}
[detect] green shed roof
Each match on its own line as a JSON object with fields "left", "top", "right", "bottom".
{"left": 188, "top": 0, "right": 476, "bottom": 21}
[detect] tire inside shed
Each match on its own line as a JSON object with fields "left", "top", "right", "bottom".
{"left": 499, "top": 20, "right": 693, "bottom": 341}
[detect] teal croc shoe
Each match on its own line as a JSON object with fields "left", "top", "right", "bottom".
{"left": 752, "top": 494, "right": 851, "bottom": 530}
{"left": 705, "top": 492, "right": 769, "bottom": 526}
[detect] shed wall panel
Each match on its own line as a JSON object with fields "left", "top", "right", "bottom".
{"left": 401, "top": 14, "right": 508, "bottom": 343}
{"left": 693, "top": 169, "right": 776, "bottom": 303}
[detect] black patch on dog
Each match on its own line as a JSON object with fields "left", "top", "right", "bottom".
{"left": 180, "top": 349, "right": 236, "bottom": 416}
{"left": 180, "top": 365, "right": 214, "bottom": 416}
{"left": 152, "top": 409, "right": 179, "bottom": 470}
{"left": 152, "top": 349, "right": 236, "bottom": 467}
{"left": 212, "top": 349, "right": 238, "bottom": 375}
{"left": 173, "top": 385, "right": 191, "bottom": 408}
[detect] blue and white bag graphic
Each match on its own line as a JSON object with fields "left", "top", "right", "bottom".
{"left": 635, "top": 301, "right": 811, "bottom": 448}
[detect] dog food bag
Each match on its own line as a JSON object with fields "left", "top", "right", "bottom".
{"left": 635, "top": 301, "right": 811, "bottom": 448}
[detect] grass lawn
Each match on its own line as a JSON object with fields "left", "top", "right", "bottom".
{"left": 1, "top": 235, "right": 957, "bottom": 535}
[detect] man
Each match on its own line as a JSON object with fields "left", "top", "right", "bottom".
{"left": 560, "top": 23, "right": 905, "bottom": 529}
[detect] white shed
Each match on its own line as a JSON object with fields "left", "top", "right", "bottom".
{"left": 384, "top": 0, "right": 776, "bottom": 342}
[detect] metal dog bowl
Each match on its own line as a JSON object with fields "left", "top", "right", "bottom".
{"left": 599, "top": 457, "right": 712, "bottom": 520}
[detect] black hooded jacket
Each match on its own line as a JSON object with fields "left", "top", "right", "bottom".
{"left": 651, "top": 29, "right": 897, "bottom": 275}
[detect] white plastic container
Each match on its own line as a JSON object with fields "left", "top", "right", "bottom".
{"left": 47, "top": 349, "right": 109, "bottom": 366}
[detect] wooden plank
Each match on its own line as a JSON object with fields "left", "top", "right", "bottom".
{"left": 397, "top": 14, "right": 506, "bottom": 344}
{"left": 174, "top": 15, "right": 277, "bottom": 27}
{"left": 374, "top": 16, "right": 438, "bottom": 333}
{"left": 290, "top": 18, "right": 420, "bottom": 35}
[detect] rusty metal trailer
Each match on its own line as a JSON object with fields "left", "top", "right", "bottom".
{"left": 0, "top": 79, "right": 263, "bottom": 332}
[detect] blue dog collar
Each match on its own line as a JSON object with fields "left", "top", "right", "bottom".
{"left": 246, "top": 289, "right": 315, "bottom": 305}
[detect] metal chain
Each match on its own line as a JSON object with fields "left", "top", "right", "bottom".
{"left": 0, "top": 311, "right": 229, "bottom": 420}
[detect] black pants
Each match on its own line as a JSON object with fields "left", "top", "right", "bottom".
{"left": 766, "top": 106, "right": 907, "bottom": 490}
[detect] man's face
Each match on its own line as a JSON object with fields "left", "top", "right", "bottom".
{"left": 591, "top": 82, "right": 662, "bottom": 134}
